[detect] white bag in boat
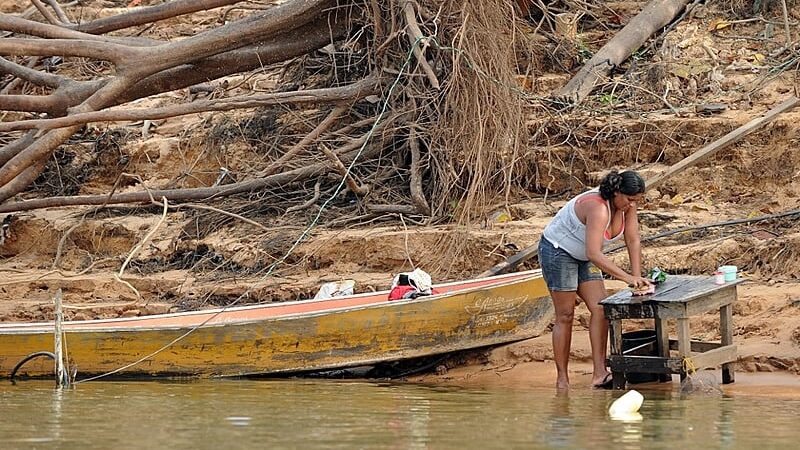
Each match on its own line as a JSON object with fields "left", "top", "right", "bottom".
{"left": 313, "top": 280, "right": 355, "bottom": 300}
{"left": 391, "top": 268, "right": 433, "bottom": 294}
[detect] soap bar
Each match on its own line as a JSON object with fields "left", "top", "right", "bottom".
{"left": 631, "top": 284, "right": 655, "bottom": 296}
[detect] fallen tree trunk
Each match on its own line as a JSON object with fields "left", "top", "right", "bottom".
{"left": 552, "top": 0, "right": 690, "bottom": 105}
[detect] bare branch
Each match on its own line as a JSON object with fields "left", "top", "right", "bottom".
{"left": 72, "top": 0, "right": 245, "bottom": 35}
{"left": 117, "top": 15, "right": 347, "bottom": 103}
{"left": 0, "top": 130, "right": 37, "bottom": 166}
{"left": 320, "top": 143, "right": 370, "bottom": 195}
{"left": 0, "top": 38, "right": 137, "bottom": 64}
{"left": 43, "top": 0, "right": 73, "bottom": 25}
{"left": 402, "top": 1, "right": 439, "bottom": 89}
{"left": 0, "top": 13, "right": 159, "bottom": 46}
{"left": 0, "top": 158, "right": 47, "bottom": 203}
{"left": 261, "top": 105, "right": 348, "bottom": 177}
{"left": 122, "top": 0, "right": 339, "bottom": 75}
{"left": 0, "top": 78, "right": 380, "bottom": 132}
{"left": 0, "top": 55, "right": 66, "bottom": 88}
{"left": 30, "top": 0, "right": 60, "bottom": 25}
{"left": 0, "top": 143, "right": 384, "bottom": 213}
{"left": 0, "top": 125, "right": 79, "bottom": 188}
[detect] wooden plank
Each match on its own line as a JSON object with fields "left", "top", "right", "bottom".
{"left": 655, "top": 318, "right": 671, "bottom": 382}
{"left": 668, "top": 339, "right": 723, "bottom": 353}
{"left": 687, "top": 345, "right": 737, "bottom": 371}
{"left": 677, "top": 317, "right": 691, "bottom": 380}
{"left": 720, "top": 303, "right": 735, "bottom": 383}
{"left": 479, "top": 244, "right": 539, "bottom": 277}
{"left": 609, "top": 319, "right": 626, "bottom": 389}
{"left": 602, "top": 276, "right": 743, "bottom": 306}
{"left": 685, "top": 288, "right": 736, "bottom": 317}
{"left": 646, "top": 95, "right": 800, "bottom": 190}
{"left": 608, "top": 355, "right": 684, "bottom": 374}
{"left": 603, "top": 302, "right": 657, "bottom": 320}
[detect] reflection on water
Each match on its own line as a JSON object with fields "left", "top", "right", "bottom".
{"left": 2, "top": 379, "right": 800, "bottom": 449}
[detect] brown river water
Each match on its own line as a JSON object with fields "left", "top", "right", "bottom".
{"left": 2, "top": 377, "right": 800, "bottom": 449}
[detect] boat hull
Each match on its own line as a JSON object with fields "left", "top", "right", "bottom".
{"left": 0, "top": 271, "right": 552, "bottom": 379}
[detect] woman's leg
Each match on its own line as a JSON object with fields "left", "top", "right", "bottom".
{"left": 577, "top": 279, "right": 610, "bottom": 386}
{"left": 551, "top": 290, "right": 578, "bottom": 389}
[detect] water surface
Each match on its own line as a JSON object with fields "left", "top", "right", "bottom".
{"left": 2, "top": 379, "right": 799, "bottom": 449}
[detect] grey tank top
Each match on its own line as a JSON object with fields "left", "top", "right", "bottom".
{"left": 542, "top": 189, "right": 624, "bottom": 261}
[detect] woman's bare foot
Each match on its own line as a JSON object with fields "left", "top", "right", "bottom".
{"left": 556, "top": 378, "right": 570, "bottom": 390}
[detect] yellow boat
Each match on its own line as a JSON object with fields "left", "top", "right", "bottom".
{"left": 0, "top": 270, "right": 552, "bottom": 379}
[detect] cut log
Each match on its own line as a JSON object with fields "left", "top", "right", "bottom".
{"left": 552, "top": 0, "right": 690, "bottom": 105}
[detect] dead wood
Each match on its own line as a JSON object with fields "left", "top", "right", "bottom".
{"left": 0, "top": 142, "right": 383, "bottom": 213}
{"left": 0, "top": 13, "right": 157, "bottom": 45}
{"left": 261, "top": 105, "right": 349, "bottom": 177}
{"left": 552, "top": 0, "right": 690, "bottom": 105}
{"left": 30, "top": 0, "right": 61, "bottom": 25}
{"left": 408, "top": 126, "right": 431, "bottom": 216}
{"left": 0, "top": 130, "right": 36, "bottom": 166}
{"left": 320, "top": 143, "right": 370, "bottom": 195}
{"left": 402, "top": 1, "right": 439, "bottom": 89}
{"left": 0, "top": 0, "right": 348, "bottom": 201}
{"left": 0, "top": 0, "right": 531, "bottom": 265}
{"left": 0, "top": 79, "right": 380, "bottom": 132}
{"left": 72, "top": 0, "right": 244, "bottom": 35}
{"left": 366, "top": 204, "right": 419, "bottom": 215}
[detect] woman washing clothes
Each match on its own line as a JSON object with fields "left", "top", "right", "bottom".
{"left": 538, "top": 170, "right": 652, "bottom": 390}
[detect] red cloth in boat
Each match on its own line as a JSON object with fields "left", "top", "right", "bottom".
{"left": 388, "top": 285, "right": 439, "bottom": 301}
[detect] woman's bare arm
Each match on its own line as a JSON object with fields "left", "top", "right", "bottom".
{"left": 623, "top": 203, "right": 644, "bottom": 278}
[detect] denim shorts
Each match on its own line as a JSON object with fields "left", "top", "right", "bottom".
{"left": 538, "top": 237, "right": 603, "bottom": 291}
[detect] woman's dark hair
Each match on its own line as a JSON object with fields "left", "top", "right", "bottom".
{"left": 598, "top": 170, "right": 645, "bottom": 200}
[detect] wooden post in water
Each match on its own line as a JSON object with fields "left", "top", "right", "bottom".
{"left": 53, "top": 288, "right": 70, "bottom": 388}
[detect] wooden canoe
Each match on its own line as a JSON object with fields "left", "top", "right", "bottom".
{"left": 0, "top": 270, "right": 552, "bottom": 379}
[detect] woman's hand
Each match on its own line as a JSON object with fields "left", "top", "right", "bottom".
{"left": 628, "top": 276, "right": 652, "bottom": 289}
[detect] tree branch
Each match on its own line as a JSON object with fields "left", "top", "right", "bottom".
{"left": 72, "top": 0, "right": 245, "bottom": 35}
{"left": 261, "top": 104, "right": 348, "bottom": 177}
{"left": 402, "top": 1, "right": 439, "bottom": 89}
{"left": 0, "top": 78, "right": 381, "bottom": 132}
{"left": 0, "top": 143, "right": 384, "bottom": 213}
{"left": 0, "top": 13, "right": 158, "bottom": 46}
{"left": 0, "top": 55, "right": 66, "bottom": 88}
{"left": 0, "top": 38, "right": 137, "bottom": 64}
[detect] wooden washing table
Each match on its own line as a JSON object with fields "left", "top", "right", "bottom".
{"left": 600, "top": 275, "right": 744, "bottom": 390}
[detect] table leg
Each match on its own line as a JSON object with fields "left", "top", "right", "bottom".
{"left": 677, "top": 317, "right": 691, "bottom": 382}
{"left": 720, "top": 303, "right": 735, "bottom": 384}
{"left": 655, "top": 318, "right": 671, "bottom": 382}
{"left": 608, "top": 319, "right": 625, "bottom": 389}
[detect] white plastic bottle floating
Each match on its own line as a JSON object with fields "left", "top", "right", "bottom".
{"left": 609, "top": 389, "right": 644, "bottom": 420}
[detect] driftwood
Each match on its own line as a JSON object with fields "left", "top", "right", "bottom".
{"left": 483, "top": 95, "right": 800, "bottom": 277}
{"left": 552, "top": 0, "right": 690, "bottom": 105}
